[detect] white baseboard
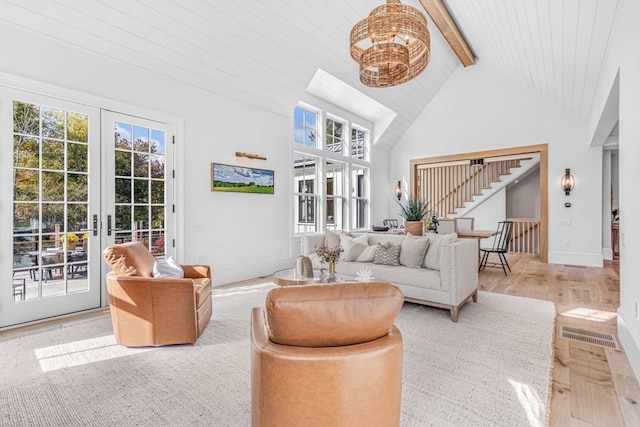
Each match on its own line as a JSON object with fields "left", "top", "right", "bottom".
{"left": 548, "top": 251, "right": 604, "bottom": 267}
{"left": 618, "top": 307, "right": 640, "bottom": 382}
{"left": 602, "top": 248, "right": 613, "bottom": 260}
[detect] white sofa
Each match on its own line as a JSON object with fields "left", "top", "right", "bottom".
{"left": 301, "top": 231, "right": 479, "bottom": 322}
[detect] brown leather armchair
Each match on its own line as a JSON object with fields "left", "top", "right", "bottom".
{"left": 102, "top": 241, "right": 212, "bottom": 347}
{"left": 251, "top": 282, "right": 404, "bottom": 427}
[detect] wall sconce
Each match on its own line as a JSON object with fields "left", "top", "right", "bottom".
{"left": 394, "top": 180, "right": 403, "bottom": 201}
{"left": 561, "top": 168, "right": 575, "bottom": 195}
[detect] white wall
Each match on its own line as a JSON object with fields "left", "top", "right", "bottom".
{"left": 0, "top": 26, "right": 336, "bottom": 285}
{"left": 588, "top": 1, "right": 640, "bottom": 380}
{"left": 506, "top": 168, "right": 540, "bottom": 219}
{"left": 0, "top": 24, "right": 390, "bottom": 286}
{"left": 389, "top": 59, "right": 603, "bottom": 267}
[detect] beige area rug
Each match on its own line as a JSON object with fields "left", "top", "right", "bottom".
{"left": 0, "top": 284, "right": 555, "bottom": 427}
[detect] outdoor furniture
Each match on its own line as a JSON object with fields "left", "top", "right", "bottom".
{"left": 12, "top": 277, "right": 26, "bottom": 301}
{"left": 479, "top": 221, "right": 514, "bottom": 276}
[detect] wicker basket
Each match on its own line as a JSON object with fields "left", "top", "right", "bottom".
{"left": 404, "top": 221, "right": 424, "bottom": 236}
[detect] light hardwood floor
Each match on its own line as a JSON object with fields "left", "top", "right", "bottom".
{"left": 2, "top": 254, "right": 639, "bottom": 425}
{"left": 479, "top": 253, "right": 640, "bottom": 427}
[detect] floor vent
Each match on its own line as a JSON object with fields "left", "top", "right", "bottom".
{"left": 560, "top": 326, "right": 621, "bottom": 351}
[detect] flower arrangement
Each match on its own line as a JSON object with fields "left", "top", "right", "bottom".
{"left": 315, "top": 245, "right": 344, "bottom": 264}
{"left": 59, "top": 233, "right": 79, "bottom": 243}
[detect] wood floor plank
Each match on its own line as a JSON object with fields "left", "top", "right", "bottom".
{"left": 611, "top": 373, "right": 640, "bottom": 427}
{"left": 481, "top": 254, "right": 634, "bottom": 426}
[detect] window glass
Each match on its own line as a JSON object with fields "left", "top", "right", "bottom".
{"left": 292, "top": 105, "right": 370, "bottom": 234}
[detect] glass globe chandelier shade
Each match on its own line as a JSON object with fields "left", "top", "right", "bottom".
{"left": 350, "top": 0, "right": 431, "bottom": 88}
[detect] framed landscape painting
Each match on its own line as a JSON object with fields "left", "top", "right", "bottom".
{"left": 211, "top": 163, "right": 275, "bottom": 194}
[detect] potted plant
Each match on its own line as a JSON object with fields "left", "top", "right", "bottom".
{"left": 59, "top": 232, "right": 79, "bottom": 250}
{"left": 397, "top": 198, "right": 430, "bottom": 236}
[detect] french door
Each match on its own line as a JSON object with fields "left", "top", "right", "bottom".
{"left": 0, "top": 89, "right": 175, "bottom": 328}
{"left": 102, "top": 111, "right": 174, "bottom": 257}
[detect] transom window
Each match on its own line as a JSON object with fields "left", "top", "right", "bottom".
{"left": 293, "top": 105, "right": 370, "bottom": 234}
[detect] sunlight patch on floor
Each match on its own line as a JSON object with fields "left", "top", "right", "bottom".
{"left": 35, "top": 335, "right": 155, "bottom": 373}
{"left": 559, "top": 307, "right": 617, "bottom": 322}
{"left": 508, "top": 378, "right": 546, "bottom": 427}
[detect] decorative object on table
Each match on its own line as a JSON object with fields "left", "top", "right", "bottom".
{"left": 396, "top": 197, "right": 430, "bottom": 236}
{"left": 295, "top": 255, "right": 314, "bottom": 278}
{"left": 211, "top": 163, "right": 274, "bottom": 194}
{"left": 426, "top": 211, "right": 439, "bottom": 233}
{"left": 356, "top": 267, "right": 376, "bottom": 282}
{"left": 315, "top": 244, "right": 343, "bottom": 283}
{"left": 350, "top": 0, "right": 430, "bottom": 88}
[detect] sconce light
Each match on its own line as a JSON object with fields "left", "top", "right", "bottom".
{"left": 561, "top": 168, "right": 575, "bottom": 195}
{"left": 394, "top": 180, "right": 403, "bottom": 201}
{"left": 470, "top": 159, "right": 484, "bottom": 167}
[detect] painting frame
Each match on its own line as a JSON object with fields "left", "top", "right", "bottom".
{"left": 211, "top": 162, "right": 275, "bottom": 195}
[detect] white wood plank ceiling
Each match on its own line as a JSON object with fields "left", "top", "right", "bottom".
{"left": 0, "top": 0, "right": 621, "bottom": 151}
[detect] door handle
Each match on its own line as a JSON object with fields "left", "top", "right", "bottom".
{"left": 107, "top": 215, "right": 112, "bottom": 236}
{"left": 79, "top": 215, "right": 99, "bottom": 236}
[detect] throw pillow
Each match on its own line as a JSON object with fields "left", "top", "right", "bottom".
{"left": 356, "top": 245, "right": 377, "bottom": 262}
{"left": 373, "top": 242, "right": 401, "bottom": 266}
{"left": 325, "top": 230, "right": 341, "bottom": 249}
{"left": 400, "top": 233, "right": 430, "bottom": 269}
{"left": 153, "top": 255, "right": 184, "bottom": 278}
{"left": 339, "top": 234, "right": 369, "bottom": 261}
{"left": 423, "top": 233, "right": 458, "bottom": 271}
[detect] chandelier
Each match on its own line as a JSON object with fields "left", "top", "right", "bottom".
{"left": 350, "top": 0, "right": 430, "bottom": 88}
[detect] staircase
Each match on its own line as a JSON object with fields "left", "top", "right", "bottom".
{"left": 415, "top": 156, "right": 539, "bottom": 218}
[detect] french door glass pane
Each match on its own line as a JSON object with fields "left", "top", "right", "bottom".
{"left": 114, "top": 122, "right": 166, "bottom": 255}
{"left": 12, "top": 101, "right": 90, "bottom": 301}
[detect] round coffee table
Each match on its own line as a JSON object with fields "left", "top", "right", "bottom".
{"left": 272, "top": 268, "right": 322, "bottom": 286}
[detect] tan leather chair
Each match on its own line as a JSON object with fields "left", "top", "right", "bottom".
{"left": 102, "top": 241, "right": 212, "bottom": 347}
{"left": 251, "top": 282, "right": 404, "bottom": 427}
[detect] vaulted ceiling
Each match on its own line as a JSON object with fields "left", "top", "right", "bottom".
{"left": 0, "top": 0, "right": 621, "bottom": 151}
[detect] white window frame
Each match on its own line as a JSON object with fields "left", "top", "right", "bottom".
{"left": 293, "top": 103, "right": 371, "bottom": 235}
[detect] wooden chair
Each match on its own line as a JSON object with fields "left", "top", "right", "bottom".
{"left": 454, "top": 217, "right": 474, "bottom": 233}
{"left": 479, "top": 221, "right": 514, "bottom": 276}
{"left": 437, "top": 218, "right": 456, "bottom": 234}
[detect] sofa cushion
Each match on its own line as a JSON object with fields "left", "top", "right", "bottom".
{"left": 335, "top": 261, "right": 443, "bottom": 291}
{"left": 356, "top": 245, "right": 377, "bottom": 262}
{"left": 400, "top": 233, "right": 430, "bottom": 269}
{"left": 374, "top": 242, "right": 401, "bottom": 266}
{"left": 340, "top": 234, "right": 368, "bottom": 261}
{"left": 103, "top": 241, "right": 157, "bottom": 277}
{"left": 423, "top": 233, "right": 457, "bottom": 271}
{"left": 265, "top": 282, "right": 404, "bottom": 347}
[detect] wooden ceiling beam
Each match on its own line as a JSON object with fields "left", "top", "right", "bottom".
{"left": 419, "top": 0, "right": 475, "bottom": 67}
